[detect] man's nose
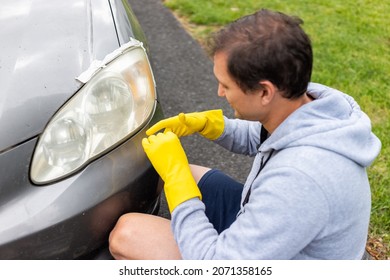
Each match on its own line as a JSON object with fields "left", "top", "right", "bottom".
{"left": 217, "top": 84, "right": 225, "bottom": 97}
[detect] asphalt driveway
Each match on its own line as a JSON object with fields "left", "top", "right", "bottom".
{"left": 128, "top": 0, "right": 253, "bottom": 217}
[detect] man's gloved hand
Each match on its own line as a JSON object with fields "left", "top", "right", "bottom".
{"left": 146, "top": 109, "right": 224, "bottom": 140}
{"left": 142, "top": 131, "right": 202, "bottom": 213}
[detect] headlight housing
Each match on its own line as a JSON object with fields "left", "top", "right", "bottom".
{"left": 30, "top": 39, "right": 156, "bottom": 184}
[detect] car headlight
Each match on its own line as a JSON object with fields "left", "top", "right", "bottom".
{"left": 30, "top": 39, "right": 156, "bottom": 184}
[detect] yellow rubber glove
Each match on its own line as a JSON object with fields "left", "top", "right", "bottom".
{"left": 142, "top": 131, "right": 202, "bottom": 212}
{"left": 146, "top": 109, "right": 224, "bottom": 140}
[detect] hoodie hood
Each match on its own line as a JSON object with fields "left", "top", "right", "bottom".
{"left": 262, "top": 83, "right": 381, "bottom": 167}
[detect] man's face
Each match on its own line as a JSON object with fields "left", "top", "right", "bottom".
{"left": 213, "top": 52, "right": 262, "bottom": 121}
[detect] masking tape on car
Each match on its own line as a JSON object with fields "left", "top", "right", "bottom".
{"left": 75, "top": 38, "right": 145, "bottom": 84}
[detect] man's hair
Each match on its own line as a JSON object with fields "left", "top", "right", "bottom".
{"left": 208, "top": 9, "right": 313, "bottom": 99}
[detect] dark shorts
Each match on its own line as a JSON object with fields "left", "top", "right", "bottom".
{"left": 198, "top": 169, "right": 243, "bottom": 233}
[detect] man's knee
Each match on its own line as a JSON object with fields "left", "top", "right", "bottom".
{"left": 109, "top": 213, "right": 138, "bottom": 259}
{"left": 190, "top": 164, "right": 211, "bottom": 183}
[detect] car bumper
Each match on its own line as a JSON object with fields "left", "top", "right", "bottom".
{"left": 0, "top": 102, "right": 164, "bottom": 259}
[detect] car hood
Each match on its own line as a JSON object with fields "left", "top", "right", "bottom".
{"left": 0, "top": 0, "right": 121, "bottom": 152}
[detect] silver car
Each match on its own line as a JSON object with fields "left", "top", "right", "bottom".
{"left": 0, "top": 0, "right": 163, "bottom": 259}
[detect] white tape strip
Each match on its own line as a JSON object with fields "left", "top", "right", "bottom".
{"left": 75, "top": 38, "right": 144, "bottom": 84}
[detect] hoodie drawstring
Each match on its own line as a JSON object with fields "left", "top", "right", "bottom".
{"left": 242, "top": 149, "right": 274, "bottom": 207}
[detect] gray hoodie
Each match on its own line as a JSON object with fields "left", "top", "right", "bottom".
{"left": 171, "top": 83, "right": 381, "bottom": 259}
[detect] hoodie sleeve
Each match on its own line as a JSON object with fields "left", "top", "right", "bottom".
{"left": 214, "top": 117, "right": 262, "bottom": 156}
{"left": 170, "top": 166, "right": 330, "bottom": 259}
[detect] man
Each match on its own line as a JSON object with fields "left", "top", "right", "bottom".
{"left": 109, "top": 9, "right": 381, "bottom": 259}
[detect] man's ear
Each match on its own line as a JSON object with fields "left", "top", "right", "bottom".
{"left": 258, "top": 80, "right": 277, "bottom": 106}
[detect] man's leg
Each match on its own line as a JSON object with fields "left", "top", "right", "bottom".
{"left": 194, "top": 165, "right": 243, "bottom": 233}
{"left": 190, "top": 164, "right": 212, "bottom": 183}
{"left": 109, "top": 212, "right": 182, "bottom": 259}
{"left": 108, "top": 165, "right": 210, "bottom": 260}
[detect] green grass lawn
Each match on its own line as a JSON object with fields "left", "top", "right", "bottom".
{"left": 163, "top": 0, "right": 390, "bottom": 259}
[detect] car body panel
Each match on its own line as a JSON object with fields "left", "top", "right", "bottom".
{"left": 109, "top": 0, "right": 148, "bottom": 47}
{"left": 0, "top": 0, "right": 143, "bottom": 152}
{"left": 0, "top": 0, "right": 163, "bottom": 259}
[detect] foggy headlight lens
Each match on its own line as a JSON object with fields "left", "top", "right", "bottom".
{"left": 31, "top": 43, "right": 156, "bottom": 184}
